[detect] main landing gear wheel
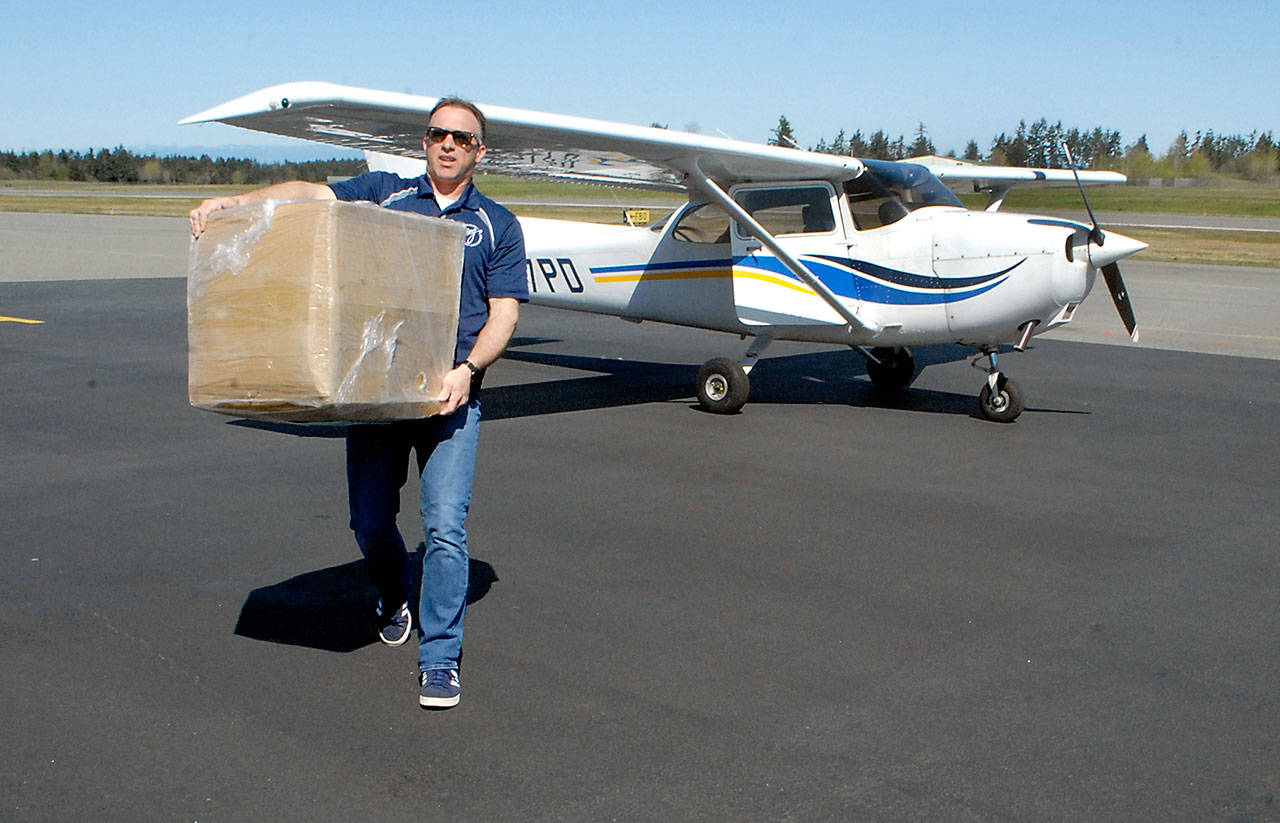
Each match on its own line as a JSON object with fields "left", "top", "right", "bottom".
{"left": 865, "top": 347, "right": 915, "bottom": 392}
{"left": 696, "top": 357, "right": 749, "bottom": 414}
{"left": 978, "top": 374, "right": 1024, "bottom": 423}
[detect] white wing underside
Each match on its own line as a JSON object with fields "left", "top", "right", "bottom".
{"left": 910, "top": 154, "right": 1126, "bottom": 192}
{"left": 181, "top": 81, "right": 862, "bottom": 191}
{"left": 182, "top": 81, "right": 1125, "bottom": 192}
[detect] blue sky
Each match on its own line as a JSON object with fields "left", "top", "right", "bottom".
{"left": 3, "top": 0, "right": 1276, "bottom": 159}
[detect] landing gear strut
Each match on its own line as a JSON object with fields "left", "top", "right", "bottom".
{"left": 973, "top": 349, "right": 1024, "bottom": 423}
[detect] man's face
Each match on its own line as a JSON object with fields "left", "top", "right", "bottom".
{"left": 423, "top": 106, "right": 486, "bottom": 191}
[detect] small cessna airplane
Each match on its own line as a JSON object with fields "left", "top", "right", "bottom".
{"left": 183, "top": 82, "right": 1145, "bottom": 422}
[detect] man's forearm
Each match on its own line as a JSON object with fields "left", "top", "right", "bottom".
{"left": 462, "top": 298, "right": 520, "bottom": 370}
{"left": 189, "top": 180, "right": 335, "bottom": 237}
{"left": 435, "top": 298, "right": 519, "bottom": 414}
{"left": 227, "top": 180, "right": 336, "bottom": 207}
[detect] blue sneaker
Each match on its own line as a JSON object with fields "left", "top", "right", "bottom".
{"left": 377, "top": 600, "right": 412, "bottom": 646}
{"left": 419, "top": 668, "right": 461, "bottom": 709}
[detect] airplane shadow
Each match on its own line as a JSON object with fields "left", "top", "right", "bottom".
{"left": 223, "top": 339, "right": 1079, "bottom": 431}
{"left": 486, "top": 341, "right": 984, "bottom": 419}
{"left": 233, "top": 547, "right": 498, "bottom": 653}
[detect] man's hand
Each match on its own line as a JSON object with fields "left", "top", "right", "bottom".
{"left": 189, "top": 196, "right": 239, "bottom": 238}
{"left": 436, "top": 364, "right": 473, "bottom": 416}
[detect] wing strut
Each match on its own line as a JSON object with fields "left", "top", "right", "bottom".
{"left": 686, "top": 164, "right": 879, "bottom": 336}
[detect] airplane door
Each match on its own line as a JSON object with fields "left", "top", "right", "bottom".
{"left": 728, "top": 183, "right": 848, "bottom": 327}
{"left": 841, "top": 174, "right": 948, "bottom": 337}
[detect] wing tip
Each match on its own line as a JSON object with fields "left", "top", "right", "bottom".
{"left": 178, "top": 81, "right": 341, "bottom": 127}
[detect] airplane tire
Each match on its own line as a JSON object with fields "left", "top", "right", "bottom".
{"left": 978, "top": 376, "right": 1024, "bottom": 423}
{"left": 696, "top": 357, "right": 749, "bottom": 414}
{"left": 866, "top": 347, "right": 915, "bottom": 392}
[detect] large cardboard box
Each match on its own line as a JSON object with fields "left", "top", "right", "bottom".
{"left": 188, "top": 199, "right": 464, "bottom": 422}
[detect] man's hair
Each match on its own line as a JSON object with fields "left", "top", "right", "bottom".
{"left": 429, "top": 96, "right": 487, "bottom": 144}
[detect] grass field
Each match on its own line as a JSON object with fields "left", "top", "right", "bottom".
{"left": 986, "top": 181, "right": 1280, "bottom": 218}
{"left": 3, "top": 177, "right": 1277, "bottom": 267}
{"left": 1121, "top": 226, "right": 1280, "bottom": 267}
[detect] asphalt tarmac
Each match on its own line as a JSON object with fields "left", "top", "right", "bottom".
{"left": 2, "top": 215, "right": 1278, "bottom": 821}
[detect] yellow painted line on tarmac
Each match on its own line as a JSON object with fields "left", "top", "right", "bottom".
{"left": 1, "top": 315, "right": 45, "bottom": 324}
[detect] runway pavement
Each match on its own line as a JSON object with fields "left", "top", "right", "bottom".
{"left": 1, "top": 214, "right": 1278, "bottom": 821}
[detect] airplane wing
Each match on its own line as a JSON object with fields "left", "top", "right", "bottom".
{"left": 908, "top": 154, "right": 1126, "bottom": 192}
{"left": 181, "top": 81, "right": 863, "bottom": 191}
{"left": 184, "top": 82, "right": 1128, "bottom": 197}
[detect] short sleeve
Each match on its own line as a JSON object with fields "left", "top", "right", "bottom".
{"left": 485, "top": 217, "right": 529, "bottom": 302}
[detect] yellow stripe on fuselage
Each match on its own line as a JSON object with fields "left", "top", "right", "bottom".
{"left": 731, "top": 268, "right": 819, "bottom": 295}
{"left": 593, "top": 268, "right": 732, "bottom": 284}
{"left": 593, "top": 266, "right": 819, "bottom": 296}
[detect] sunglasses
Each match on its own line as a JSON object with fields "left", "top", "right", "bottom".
{"left": 425, "top": 126, "right": 480, "bottom": 149}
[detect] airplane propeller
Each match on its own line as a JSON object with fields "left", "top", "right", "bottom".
{"left": 1062, "top": 143, "right": 1144, "bottom": 342}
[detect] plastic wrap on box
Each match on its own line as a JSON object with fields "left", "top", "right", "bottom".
{"left": 187, "top": 199, "right": 464, "bottom": 422}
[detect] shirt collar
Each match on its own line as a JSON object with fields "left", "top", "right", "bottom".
{"left": 416, "top": 176, "right": 480, "bottom": 212}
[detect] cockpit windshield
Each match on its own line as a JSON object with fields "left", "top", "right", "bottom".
{"left": 844, "top": 159, "right": 961, "bottom": 230}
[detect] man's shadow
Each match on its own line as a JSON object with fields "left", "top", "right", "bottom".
{"left": 234, "top": 546, "right": 497, "bottom": 653}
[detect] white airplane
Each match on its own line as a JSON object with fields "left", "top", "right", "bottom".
{"left": 182, "top": 82, "right": 1145, "bottom": 422}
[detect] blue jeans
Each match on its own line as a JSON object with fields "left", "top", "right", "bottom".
{"left": 346, "top": 400, "right": 480, "bottom": 671}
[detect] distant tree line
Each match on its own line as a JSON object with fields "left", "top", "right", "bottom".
{"left": 0, "top": 146, "right": 366, "bottom": 185}
{"left": 774, "top": 115, "right": 1279, "bottom": 181}
{"left": 9, "top": 123, "right": 1280, "bottom": 185}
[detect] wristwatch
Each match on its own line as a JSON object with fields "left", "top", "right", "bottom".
{"left": 460, "top": 359, "right": 480, "bottom": 376}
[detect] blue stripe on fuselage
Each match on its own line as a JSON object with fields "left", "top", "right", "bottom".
{"left": 590, "top": 255, "right": 1020, "bottom": 306}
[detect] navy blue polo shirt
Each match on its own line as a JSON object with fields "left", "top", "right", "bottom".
{"left": 328, "top": 171, "right": 528, "bottom": 366}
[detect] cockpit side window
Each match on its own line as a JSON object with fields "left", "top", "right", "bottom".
{"left": 732, "top": 186, "right": 836, "bottom": 237}
{"left": 845, "top": 173, "right": 904, "bottom": 231}
{"left": 668, "top": 202, "right": 732, "bottom": 244}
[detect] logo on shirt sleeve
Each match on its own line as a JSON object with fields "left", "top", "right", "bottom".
{"left": 464, "top": 225, "right": 484, "bottom": 248}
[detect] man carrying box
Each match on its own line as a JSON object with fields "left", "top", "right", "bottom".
{"left": 190, "top": 98, "right": 528, "bottom": 709}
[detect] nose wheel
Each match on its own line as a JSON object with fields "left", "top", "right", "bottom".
{"left": 973, "top": 349, "right": 1024, "bottom": 423}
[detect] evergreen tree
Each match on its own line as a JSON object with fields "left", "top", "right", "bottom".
{"left": 1009, "top": 121, "right": 1029, "bottom": 166}
{"left": 769, "top": 115, "right": 798, "bottom": 148}
{"left": 910, "top": 122, "right": 935, "bottom": 157}
{"left": 1026, "top": 118, "right": 1049, "bottom": 167}
{"left": 867, "top": 130, "right": 891, "bottom": 160}
{"left": 848, "top": 130, "right": 868, "bottom": 157}
{"left": 830, "top": 128, "right": 848, "bottom": 155}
